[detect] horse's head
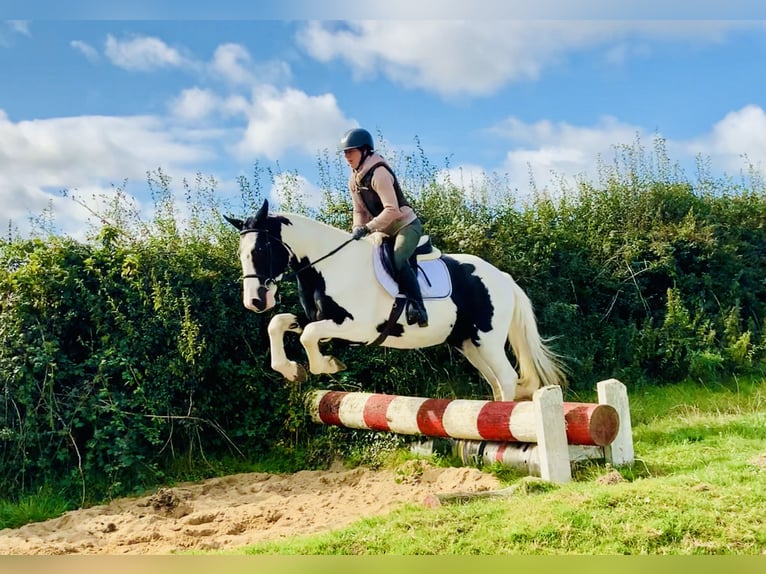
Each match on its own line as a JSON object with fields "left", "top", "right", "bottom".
{"left": 225, "top": 199, "right": 292, "bottom": 313}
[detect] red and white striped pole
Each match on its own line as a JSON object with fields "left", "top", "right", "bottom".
{"left": 307, "top": 389, "right": 619, "bottom": 446}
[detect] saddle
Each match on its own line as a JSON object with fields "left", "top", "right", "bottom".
{"left": 374, "top": 235, "right": 450, "bottom": 300}
{"left": 368, "top": 235, "right": 451, "bottom": 346}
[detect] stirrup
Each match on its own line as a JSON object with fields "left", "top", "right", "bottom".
{"left": 406, "top": 300, "right": 429, "bottom": 328}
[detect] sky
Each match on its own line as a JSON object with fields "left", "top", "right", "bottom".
{"left": 2, "top": 5, "right": 766, "bottom": 238}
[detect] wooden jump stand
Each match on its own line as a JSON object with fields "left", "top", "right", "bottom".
{"left": 454, "top": 379, "right": 634, "bottom": 483}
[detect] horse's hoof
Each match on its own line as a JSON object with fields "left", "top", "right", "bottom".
{"left": 276, "top": 361, "right": 307, "bottom": 383}
{"left": 309, "top": 356, "right": 347, "bottom": 375}
{"left": 330, "top": 357, "right": 346, "bottom": 372}
{"left": 292, "top": 363, "right": 308, "bottom": 383}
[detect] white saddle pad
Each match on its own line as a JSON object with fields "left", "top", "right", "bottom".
{"left": 373, "top": 252, "right": 452, "bottom": 300}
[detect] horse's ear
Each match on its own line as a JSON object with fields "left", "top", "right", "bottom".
{"left": 224, "top": 215, "right": 244, "bottom": 230}
{"left": 254, "top": 199, "right": 269, "bottom": 224}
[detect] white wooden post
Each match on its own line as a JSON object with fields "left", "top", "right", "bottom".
{"left": 596, "top": 379, "right": 634, "bottom": 467}
{"left": 532, "top": 385, "right": 571, "bottom": 483}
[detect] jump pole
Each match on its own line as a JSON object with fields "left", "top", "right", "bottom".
{"left": 307, "top": 385, "right": 604, "bottom": 483}
{"left": 307, "top": 379, "right": 634, "bottom": 484}
{"left": 307, "top": 387, "right": 620, "bottom": 446}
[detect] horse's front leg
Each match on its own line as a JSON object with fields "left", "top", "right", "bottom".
{"left": 267, "top": 313, "right": 307, "bottom": 382}
{"left": 299, "top": 320, "right": 349, "bottom": 375}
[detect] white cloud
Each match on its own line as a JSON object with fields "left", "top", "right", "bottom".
{"left": 70, "top": 40, "right": 100, "bottom": 62}
{"left": 297, "top": 20, "right": 753, "bottom": 98}
{"left": 171, "top": 87, "right": 221, "bottom": 121}
{"left": 270, "top": 172, "right": 324, "bottom": 211}
{"left": 104, "top": 33, "right": 188, "bottom": 71}
{"left": 76, "top": 33, "right": 351, "bottom": 165}
{"left": 298, "top": 20, "right": 550, "bottom": 96}
{"left": 492, "top": 115, "right": 641, "bottom": 151}
{"left": 100, "top": 34, "right": 291, "bottom": 89}
{"left": 0, "top": 112, "right": 209, "bottom": 179}
{"left": 436, "top": 163, "right": 509, "bottom": 203}
{"left": 8, "top": 20, "right": 31, "bottom": 36}
{"left": 683, "top": 105, "right": 766, "bottom": 174}
{"left": 0, "top": 181, "right": 106, "bottom": 240}
{"left": 0, "top": 109, "right": 218, "bottom": 238}
{"left": 235, "top": 86, "right": 354, "bottom": 160}
{"left": 1, "top": 20, "right": 31, "bottom": 47}
{"left": 210, "top": 43, "right": 256, "bottom": 85}
{"left": 472, "top": 115, "right": 647, "bottom": 195}
{"left": 206, "top": 44, "right": 292, "bottom": 88}
{"left": 299, "top": 1, "right": 763, "bottom": 19}
{"left": 480, "top": 106, "right": 766, "bottom": 197}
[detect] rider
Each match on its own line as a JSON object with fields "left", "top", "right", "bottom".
{"left": 339, "top": 127, "right": 429, "bottom": 328}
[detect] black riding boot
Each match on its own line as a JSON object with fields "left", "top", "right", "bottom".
{"left": 398, "top": 265, "right": 429, "bottom": 327}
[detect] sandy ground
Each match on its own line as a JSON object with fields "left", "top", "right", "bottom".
{"left": 0, "top": 461, "right": 501, "bottom": 555}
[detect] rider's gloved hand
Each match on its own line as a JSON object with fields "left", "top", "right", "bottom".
{"left": 352, "top": 225, "right": 369, "bottom": 240}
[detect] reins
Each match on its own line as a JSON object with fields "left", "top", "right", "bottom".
{"left": 283, "top": 237, "right": 356, "bottom": 281}
{"left": 240, "top": 228, "right": 356, "bottom": 285}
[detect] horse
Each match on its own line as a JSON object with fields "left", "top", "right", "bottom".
{"left": 225, "top": 199, "right": 566, "bottom": 401}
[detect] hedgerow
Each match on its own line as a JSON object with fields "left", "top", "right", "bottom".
{"left": 1, "top": 138, "right": 765, "bottom": 505}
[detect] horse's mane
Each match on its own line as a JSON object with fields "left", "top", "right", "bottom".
{"left": 272, "top": 212, "right": 351, "bottom": 240}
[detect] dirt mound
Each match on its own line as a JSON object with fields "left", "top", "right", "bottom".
{"left": 0, "top": 461, "right": 501, "bottom": 555}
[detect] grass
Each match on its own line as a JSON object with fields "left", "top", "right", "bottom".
{"left": 218, "top": 376, "right": 766, "bottom": 555}
{"left": 0, "top": 489, "right": 70, "bottom": 531}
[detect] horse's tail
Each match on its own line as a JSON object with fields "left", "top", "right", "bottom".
{"left": 507, "top": 277, "right": 567, "bottom": 397}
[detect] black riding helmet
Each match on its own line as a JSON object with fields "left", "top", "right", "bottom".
{"left": 339, "top": 128, "right": 374, "bottom": 152}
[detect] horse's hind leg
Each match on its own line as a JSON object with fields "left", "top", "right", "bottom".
{"left": 461, "top": 340, "right": 518, "bottom": 402}
{"left": 267, "top": 313, "right": 307, "bottom": 383}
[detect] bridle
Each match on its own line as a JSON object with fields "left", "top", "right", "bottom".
{"left": 239, "top": 228, "right": 355, "bottom": 286}
{"left": 239, "top": 228, "right": 283, "bottom": 287}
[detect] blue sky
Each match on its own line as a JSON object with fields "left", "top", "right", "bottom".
{"left": 2, "top": 10, "right": 766, "bottom": 237}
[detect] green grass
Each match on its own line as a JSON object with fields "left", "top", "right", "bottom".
{"left": 217, "top": 376, "right": 766, "bottom": 555}
{"left": 0, "top": 489, "right": 70, "bottom": 531}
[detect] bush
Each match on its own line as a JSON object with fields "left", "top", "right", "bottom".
{"left": 3, "top": 138, "right": 766, "bottom": 504}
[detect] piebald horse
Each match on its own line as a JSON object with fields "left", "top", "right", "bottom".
{"left": 226, "top": 199, "right": 565, "bottom": 401}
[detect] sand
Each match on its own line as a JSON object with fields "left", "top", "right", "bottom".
{"left": 0, "top": 461, "right": 501, "bottom": 555}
